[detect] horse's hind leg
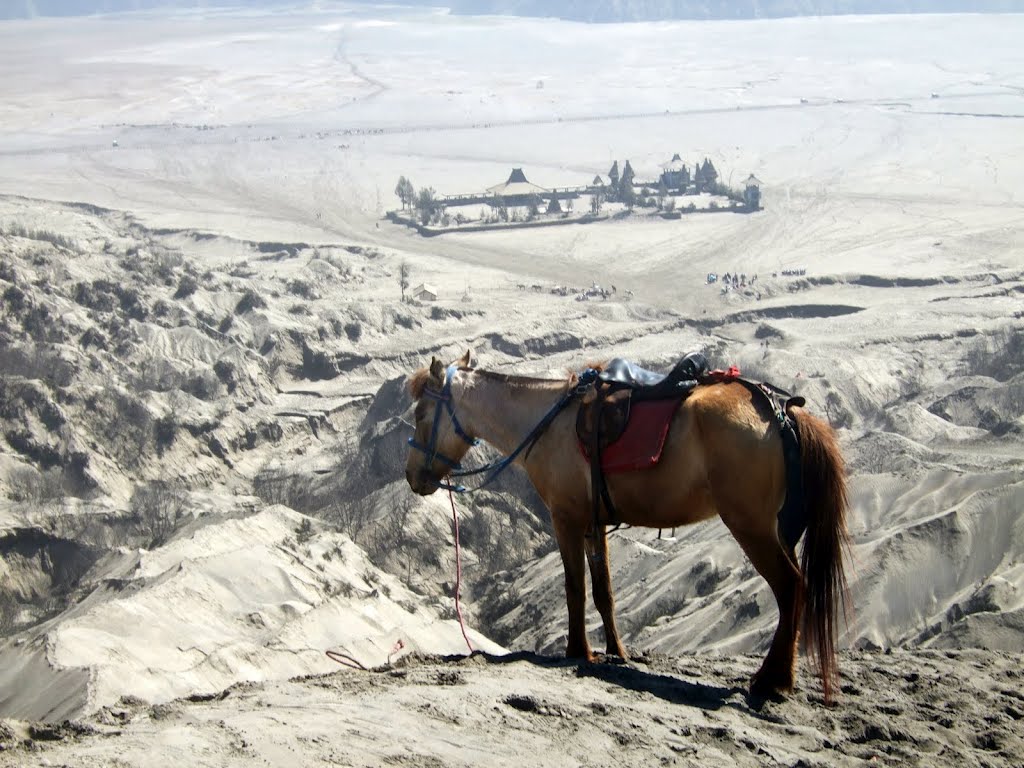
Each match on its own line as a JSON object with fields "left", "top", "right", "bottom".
{"left": 552, "top": 513, "right": 592, "bottom": 660}
{"left": 585, "top": 526, "right": 628, "bottom": 659}
{"left": 725, "top": 524, "right": 803, "bottom": 697}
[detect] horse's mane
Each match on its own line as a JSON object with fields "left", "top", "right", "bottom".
{"left": 472, "top": 368, "right": 560, "bottom": 387}
{"left": 409, "top": 363, "right": 601, "bottom": 401}
{"left": 408, "top": 367, "right": 431, "bottom": 401}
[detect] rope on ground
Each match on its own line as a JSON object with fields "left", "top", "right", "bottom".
{"left": 449, "top": 485, "right": 474, "bottom": 654}
{"left": 327, "top": 638, "right": 405, "bottom": 671}
{"left": 325, "top": 650, "right": 367, "bottom": 670}
{"left": 327, "top": 488, "right": 473, "bottom": 668}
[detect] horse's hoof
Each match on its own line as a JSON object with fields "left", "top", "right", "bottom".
{"left": 608, "top": 645, "right": 629, "bottom": 661}
{"left": 749, "top": 672, "right": 793, "bottom": 701}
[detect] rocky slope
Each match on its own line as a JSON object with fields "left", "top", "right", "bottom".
{"left": 2, "top": 199, "right": 1022, "bottom": 731}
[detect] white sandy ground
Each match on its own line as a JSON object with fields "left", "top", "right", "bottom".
{"left": 0, "top": 4, "right": 1023, "bottom": 766}
{"left": 4, "top": 649, "right": 1024, "bottom": 768}
{"left": 2, "top": 505, "right": 501, "bottom": 721}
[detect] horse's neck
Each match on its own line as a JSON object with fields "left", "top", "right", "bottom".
{"left": 457, "top": 372, "right": 565, "bottom": 457}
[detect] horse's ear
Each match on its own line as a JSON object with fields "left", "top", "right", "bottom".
{"left": 457, "top": 349, "right": 472, "bottom": 369}
{"left": 429, "top": 357, "right": 444, "bottom": 382}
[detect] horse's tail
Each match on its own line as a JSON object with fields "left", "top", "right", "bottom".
{"left": 789, "top": 406, "right": 851, "bottom": 704}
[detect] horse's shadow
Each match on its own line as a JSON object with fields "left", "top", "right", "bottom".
{"left": 452, "top": 651, "right": 764, "bottom": 714}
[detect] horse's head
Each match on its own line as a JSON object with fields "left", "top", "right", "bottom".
{"left": 405, "top": 350, "right": 476, "bottom": 495}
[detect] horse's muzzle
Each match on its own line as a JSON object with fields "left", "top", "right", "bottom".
{"left": 406, "top": 468, "right": 439, "bottom": 496}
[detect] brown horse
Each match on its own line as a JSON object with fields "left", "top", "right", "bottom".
{"left": 405, "top": 350, "right": 850, "bottom": 702}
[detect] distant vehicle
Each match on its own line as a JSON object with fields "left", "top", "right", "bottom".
{"left": 931, "top": 92, "right": 940, "bottom": 98}
{"left": 800, "top": 98, "right": 809, "bottom": 104}
{"left": 111, "top": 140, "right": 118, "bottom": 147}
{"left": 833, "top": 98, "right": 846, "bottom": 104}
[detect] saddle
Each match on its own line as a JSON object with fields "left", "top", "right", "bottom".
{"left": 574, "top": 354, "right": 808, "bottom": 549}
{"left": 575, "top": 353, "right": 708, "bottom": 532}
{"left": 576, "top": 352, "right": 708, "bottom": 460}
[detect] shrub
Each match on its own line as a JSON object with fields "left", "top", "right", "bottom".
{"left": 153, "top": 414, "right": 178, "bottom": 455}
{"left": 195, "top": 310, "right": 217, "bottom": 329}
{"left": 0, "top": 342, "right": 76, "bottom": 385}
{"left": 0, "top": 258, "right": 16, "bottom": 283}
{"left": 182, "top": 370, "right": 222, "bottom": 401}
{"left": 135, "top": 356, "right": 182, "bottom": 392}
{"left": 116, "top": 286, "right": 148, "bottom": 321}
{"left": 1, "top": 224, "right": 76, "bottom": 251}
{"left": 105, "top": 390, "right": 153, "bottom": 467}
{"left": 130, "top": 481, "right": 188, "bottom": 548}
{"left": 22, "top": 305, "right": 61, "bottom": 343}
{"left": 78, "top": 327, "right": 107, "bottom": 351}
{"left": 73, "top": 280, "right": 117, "bottom": 312}
{"left": 253, "top": 466, "right": 316, "bottom": 512}
{"left": 213, "top": 359, "right": 238, "bottom": 392}
{"left": 235, "top": 288, "right": 267, "bottom": 314}
{"left": 174, "top": 274, "right": 199, "bottom": 299}
{"left": 0, "top": 586, "right": 19, "bottom": 635}
{"left": 8, "top": 466, "right": 65, "bottom": 504}
{"left": 2, "top": 285, "right": 26, "bottom": 312}
{"left": 288, "top": 279, "right": 318, "bottom": 300}
{"left": 325, "top": 498, "right": 374, "bottom": 545}
{"left": 295, "top": 518, "right": 315, "bottom": 545}
{"left": 344, "top": 321, "right": 362, "bottom": 343}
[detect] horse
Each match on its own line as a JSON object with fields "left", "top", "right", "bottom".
{"left": 405, "top": 350, "right": 850, "bottom": 702}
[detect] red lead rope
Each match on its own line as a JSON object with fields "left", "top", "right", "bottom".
{"left": 448, "top": 485, "right": 474, "bottom": 654}
{"left": 327, "top": 489, "right": 473, "bottom": 671}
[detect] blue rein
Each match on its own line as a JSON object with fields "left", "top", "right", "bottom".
{"left": 408, "top": 365, "right": 598, "bottom": 493}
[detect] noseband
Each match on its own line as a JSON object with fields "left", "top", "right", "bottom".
{"left": 407, "top": 365, "right": 478, "bottom": 473}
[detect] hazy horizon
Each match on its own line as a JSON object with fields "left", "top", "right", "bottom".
{"left": 4, "top": 0, "right": 1024, "bottom": 21}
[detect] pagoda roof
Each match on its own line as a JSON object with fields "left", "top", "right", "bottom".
{"left": 661, "top": 153, "right": 685, "bottom": 172}
{"left": 486, "top": 168, "right": 548, "bottom": 197}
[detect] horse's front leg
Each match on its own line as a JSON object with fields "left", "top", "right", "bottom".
{"left": 585, "top": 525, "right": 627, "bottom": 659}
{"left": 552, "top": 512, "right": 592, "bottom": 660}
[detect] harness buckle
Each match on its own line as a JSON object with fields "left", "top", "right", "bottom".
{"left": 574, "top": 368, "right": 598, "bottom": 396}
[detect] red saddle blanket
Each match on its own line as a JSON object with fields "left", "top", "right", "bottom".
{"left": 577, "top": 398, "right": 680, "bottom": 474}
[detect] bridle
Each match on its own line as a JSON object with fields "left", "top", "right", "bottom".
{"left": 408, "top": 364, "right": 599, "bottom": 494}
{"left": 407, "top": 364, "right": 479, "bottom": 481}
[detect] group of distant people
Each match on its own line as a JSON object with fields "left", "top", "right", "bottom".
{"left": 708, "top": 271, "right": 761, "bottom": 301}
{"left": 722, "top": 271, "right": 756, "bottom": 289}
{"left": 575, "top": 282, "right": 617, "bottom": 301}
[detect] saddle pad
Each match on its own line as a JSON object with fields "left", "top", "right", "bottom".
{"left": 577, "top": 398, "right": 680, "bottom": 474}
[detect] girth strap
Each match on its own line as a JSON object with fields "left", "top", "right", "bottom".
{"left": 587, "top": 383, "right": 621, "bottom": 537}
{"left": 729, "top": 377, "right": 807, "bottom": 553}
